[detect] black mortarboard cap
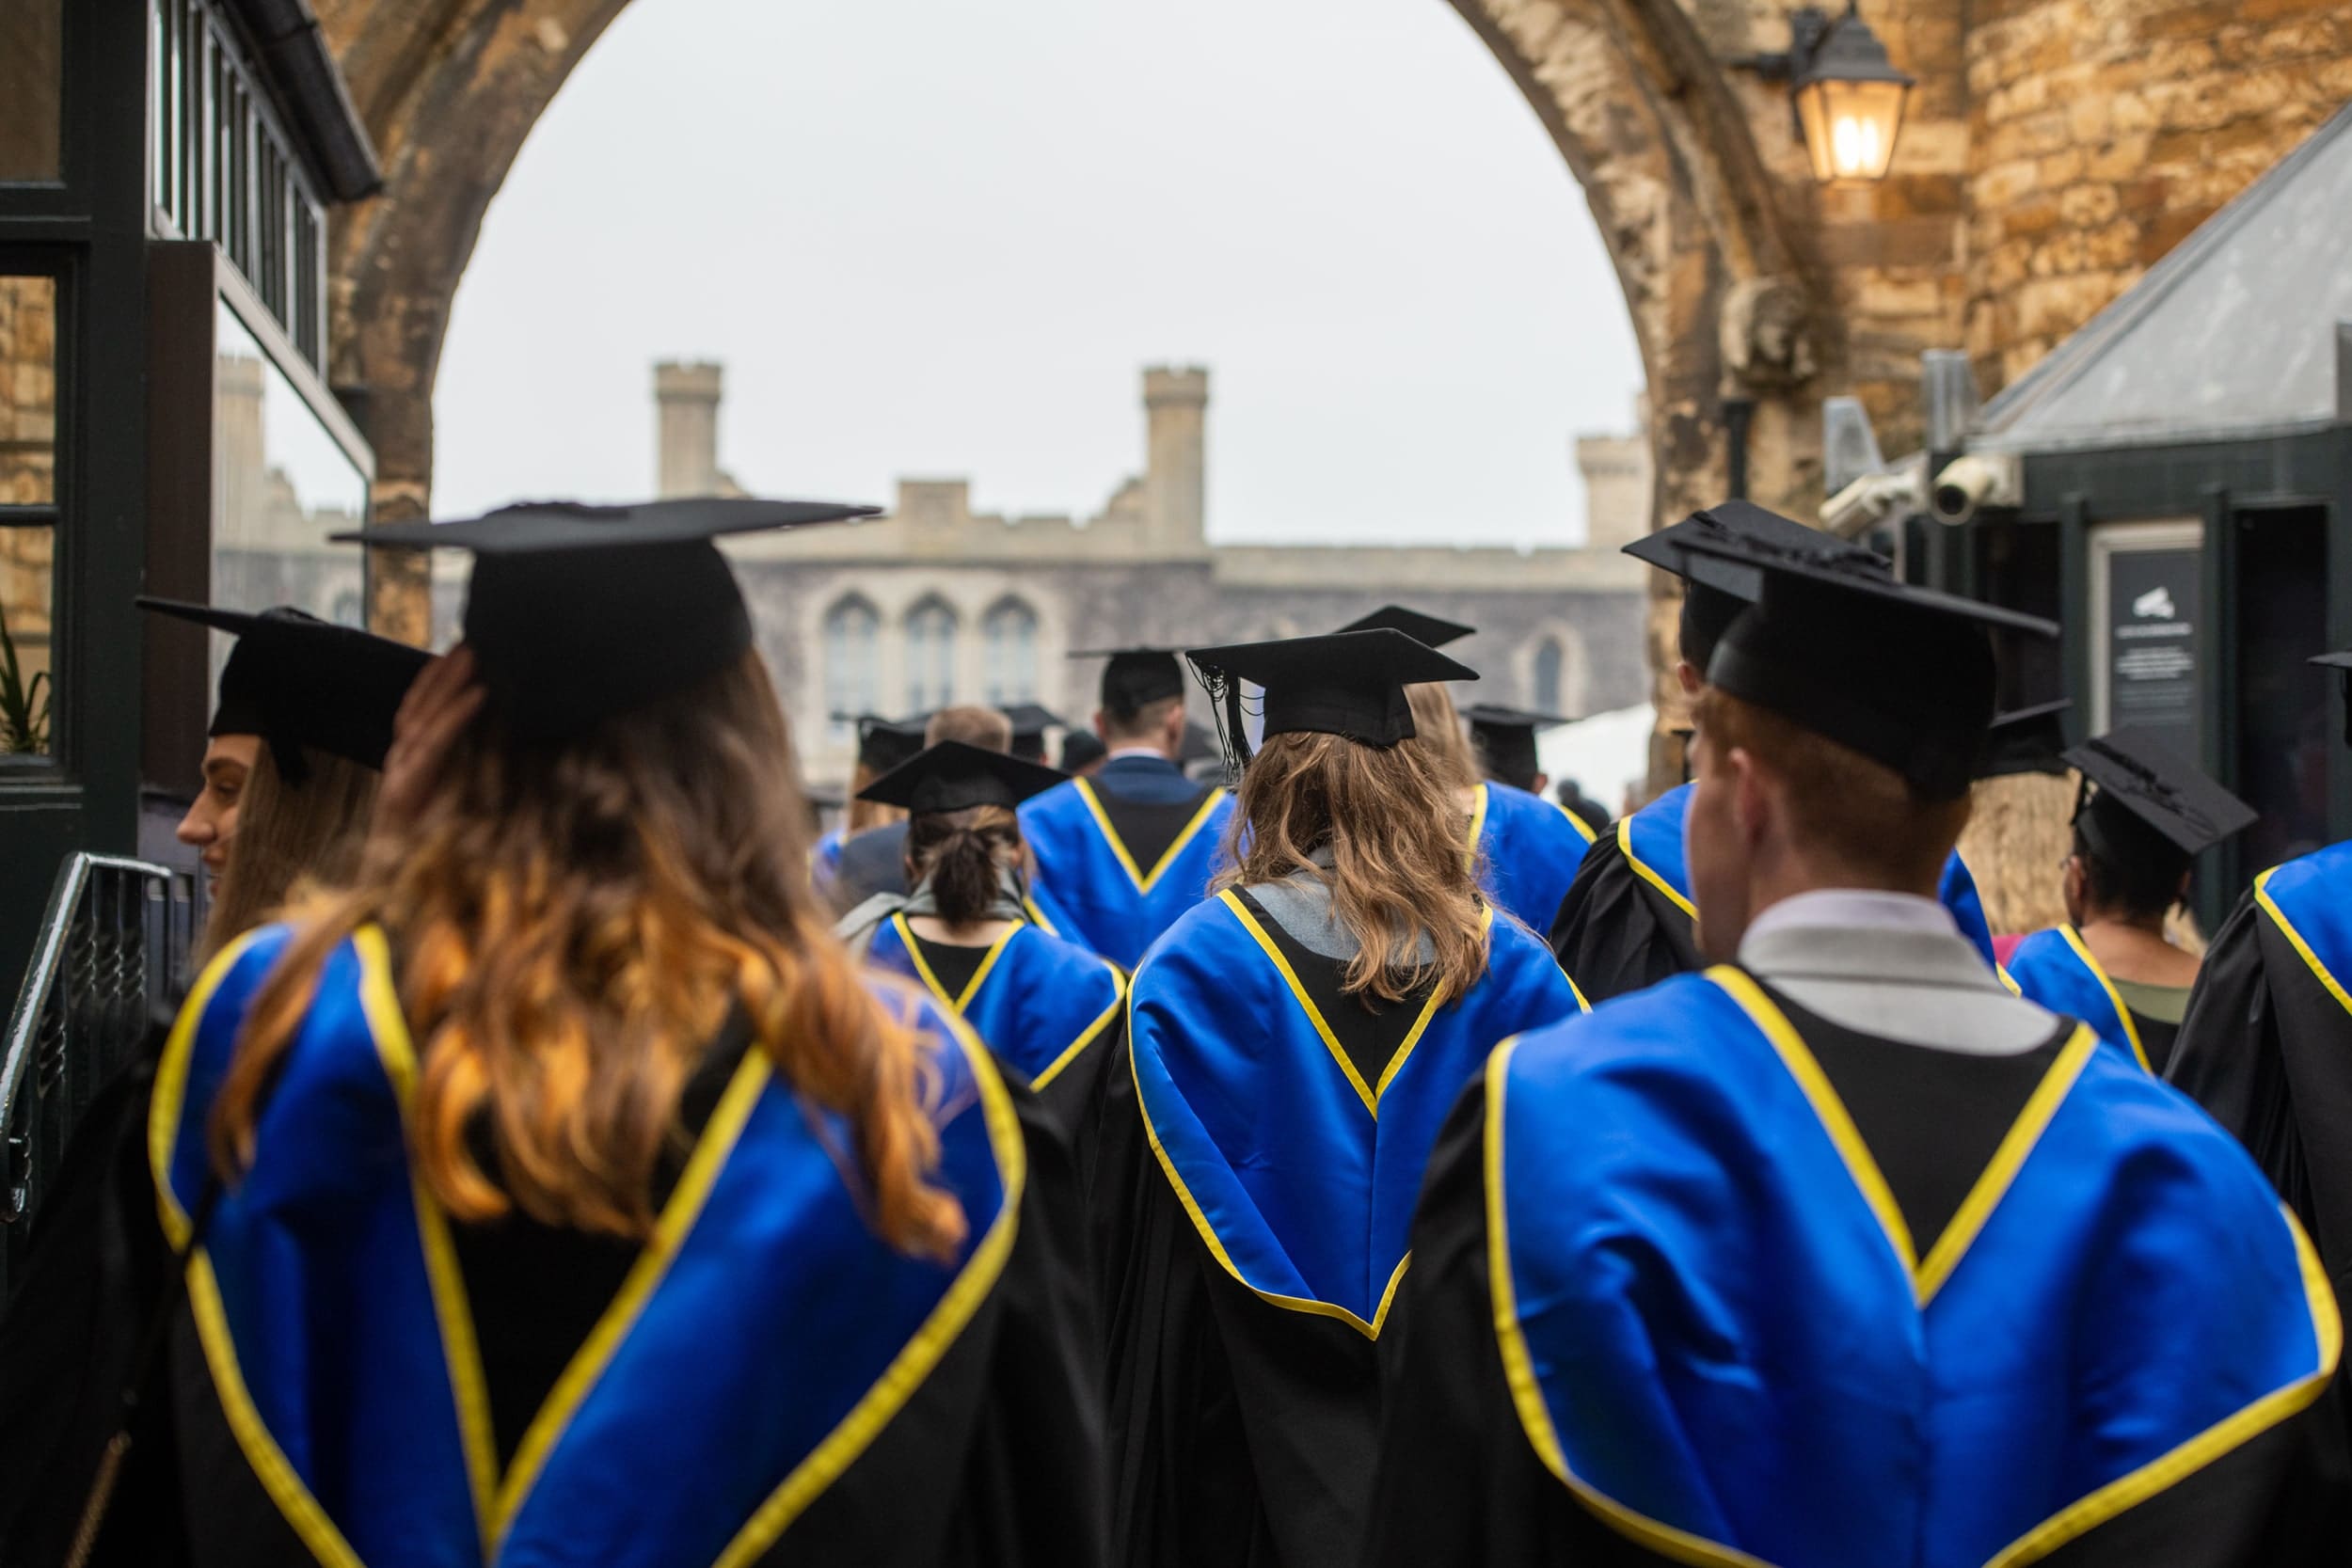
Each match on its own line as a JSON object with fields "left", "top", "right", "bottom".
{"left": 2312, "top": 649, "right": 2352, "bottom": 745}
{"left": 857, "top": 739, "right": 1068, "bottom": 815}
{"left": 1186, "top": 628, "right": 1478, "bottom": 771}
{"left": 1673, "top": 521, "right": 2057, "bottom": 801}
{"left": 1629, "top": 500, "right": 1893, "bottom": 670}
{"left": 998, "top": 703, "right": 1065, "bottom": 763}
{"left": 837, "top": 712, "right": 930, "bottom": 775}
{"left": 1621, "top": 499, "right": 1855, "bottom": 577}
{"left": 336, "top": 498, "right": 876, "bottom": 738}
{"left": 1464, "top": 703, "right": 1568, "bottom": 791}
{"left": 2064, "top": 727, "right": 2256, "bottom": 861}
{"left": 137, "top": 598, "right": 428, "bottom": 780}
{"left": 1072, "top": 646, "right": 1187, "bottom": 712}
{"left": 1976, "top": 699, "right": 2073, "bottom": 780}
{"left": 1337, "top": 605, "right": 1475, "bottom": 650}
{"left": 1059, "top": 729, "right": 1106, "bottom": 771}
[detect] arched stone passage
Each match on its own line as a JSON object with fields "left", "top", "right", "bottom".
{"left": 315, "top": 0, "right": 1973, "bottom": 788}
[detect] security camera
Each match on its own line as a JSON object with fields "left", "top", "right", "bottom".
{"left": 1819, "top": 454, "right": 1924, "bottom": 540}
{"left": 1929, "top": 452, "right": 2020, "bottom": 527}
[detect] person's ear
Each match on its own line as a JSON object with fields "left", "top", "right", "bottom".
{"left": 1533, "top": 771, "right": 1549, "bottom": 796}
{"left": 1676, "top": 661, "right": 1704, "bottom": 697}
{"left": 1093, "top": 709, "right": 1110, "bottom": 741}
{"left": 1728, "top": 746, "right": 1769, "bottom": 847}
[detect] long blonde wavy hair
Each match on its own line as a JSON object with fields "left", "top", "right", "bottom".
{"left": 1215, "top": 729, "right": 1490, "bottom": 1006}
{"left": 1404, "top": 682, "right": 1482, "bottom": 794}
{"left": 211, "top": 652, "right": 966, "bottom": 1259}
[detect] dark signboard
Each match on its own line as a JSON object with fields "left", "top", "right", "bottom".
{"left": 2104, "top": 545, "right": 2201, "bottom": 759}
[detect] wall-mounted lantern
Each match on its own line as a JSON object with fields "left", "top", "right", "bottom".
{"left": 1744, "top": 5, "right": 1915, "bottom": 183}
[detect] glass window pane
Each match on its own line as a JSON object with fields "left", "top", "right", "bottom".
{"left": 0, "top": 276, "right": 56, "bottom": 756}
{"left": 212, "top": 298, "right": 370, "bottom": 705}
{"left": 984, "top": 599, "right": 1037, "bottom": 705}
{"left": 907, "top": 599, "right": 958, "bottom": 714}
{"left": 0, "top": 0, "right": 63, "bottom": 182}
{"left": 1533, "top": 639, "right": 1564, "bottom": 716}
{"left": 825, "top": 597, "right": 879, "bottom": 738}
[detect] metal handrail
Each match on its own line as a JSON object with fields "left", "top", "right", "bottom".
{"left": 0, "top": 853, "right": 204, "bottom": 1300}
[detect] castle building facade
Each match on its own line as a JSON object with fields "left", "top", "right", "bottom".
{"left": 647, "top": 361, "right": 1651, "bottom": 786}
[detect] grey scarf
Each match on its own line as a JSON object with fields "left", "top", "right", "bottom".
{"left": 1244, "top": 848, "right": 1438, "bottom": 965}
{"left": 835, "top": 863, "right": 1030, "bottom": 958}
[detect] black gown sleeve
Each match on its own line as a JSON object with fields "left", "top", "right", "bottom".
{"left": 2036, "top": 1398, "right": 2349, "bottom": 1566}
{"left": 0, "top": 1030, "right": 191, "bottom": 1568}
{"left": 1093, "top": 1023, "right": 1278, "bottom": 1567}
{"left": 1546, "top": 832, "right": 1698, "bottom": 1006}
{"left": 1034, "top": 999, "right": 1123, "bottom": 1206}
{"left": 1364, "top": 1084, "right": 1656, "bottom": 1567}
{"left": 2168, "top": 893, "right": 2316, "bottom": 1237}
{"left": 776, "top": 1080, "right": 1109, "bottom": 1568}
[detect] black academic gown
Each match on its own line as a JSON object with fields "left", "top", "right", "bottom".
{"left": 0, "top": 1034, "right": 190, "bottom": 1566}
{"left": 1, "top": 999, "right": 1105, "bottom": 1568}
{"left": 1369, "top": 990, "right": 2348, "bottom": 1568}
{"left": 2169, "top": 888, "right": 2336, "bottom": 1268}
{"left": 1546, "top": 823, "right": 1699, "bottom": 1004}
{"left": 2169, "top": 874, "right": 2352, "bottom": 1488}
{"left": 1099, "top": 890, "right": 1581, "bottom": 1568}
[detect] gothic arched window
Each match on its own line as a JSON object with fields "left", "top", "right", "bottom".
{"left": 824, "top": 594, "right": 881, "bottom": 736}
{"left": 982, "top": 597, "right": 1039, "bottom": 705}
{"left": 906, "top": 595, "right": 960, "bottom": 714}
{"left": 1533, "top": 637, "right": 1566, "bottom": 717}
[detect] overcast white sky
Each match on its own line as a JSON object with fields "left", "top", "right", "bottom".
{"left": 431, "top": 0, "right": 1643, "bottom": 547}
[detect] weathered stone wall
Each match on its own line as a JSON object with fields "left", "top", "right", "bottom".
{"left": 1965, "top": 0, "right": 2352, "bottom": 389}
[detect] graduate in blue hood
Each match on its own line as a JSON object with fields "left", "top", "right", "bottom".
{"left": 1549, "top": 500, "right": 1999, "bottom": 999}
{"left": 8, "top": 499, "right": 1106, "bottom": 1568}
{"left": 1368, "top": 520, "right": 2342, "bottom": 1568}
{"left": 1454, "top": 698, "right": 1599, "bottom": 924}
{"left": 1102, "top": 626, "right": 1582, "bottom": 1568}
{"left": 2172, "top": 645, "right": 2352, "bottom": 1374}
{"left": 838, "top": 740, "right": 1125, "bottom": 1160}
{"left": 1020, "top": 647, "right": 1234, "bottom": 968}
{"left": 1343, "top": 606, "right": 1599, "bottom": 931}
{"left": 2007, "top": 725, "right": 2255, "bottom": 1073}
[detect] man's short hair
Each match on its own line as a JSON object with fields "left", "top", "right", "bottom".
{"left": 1678, "top": 581, "right": 1746, "bottom": 672}
{"left": 926, "top": 705, "right": 1013, "bottom": 752}
{"left": 1694, "top": 687, "right": 1969, "bottom": 891}
{"left": 1102, "top": 692, "right": 1184, "bottom": 744}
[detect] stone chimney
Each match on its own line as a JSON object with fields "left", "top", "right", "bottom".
{"left": 1142, "top": 365, "right": 1208, "bottom": 551}
{"left": 654, "top": 360, "right": 724, "bottom": 499}
{"left": 1575, "top": 394, "right": 1654, "bottom": 552}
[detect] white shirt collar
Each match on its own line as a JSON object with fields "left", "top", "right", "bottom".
{"left": 1104, "top": 745, "right": 1171, "bottom": 764}
{"left": 1740, "top": 889, "right": 1959, "bottom": 950}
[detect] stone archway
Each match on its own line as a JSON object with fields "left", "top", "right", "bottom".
{"left": 315, "top": 0, "right": 1972, "bottom": 786}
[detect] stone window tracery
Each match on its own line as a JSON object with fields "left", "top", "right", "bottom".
{"left": 824, "top": 594, "right": 881, "bottom": 736}
{"left": 906, "top": 595, "right": 959, "bottom": 714}
{"left": 982, "top": 597, "right": 1038, "bottom": 705}
{"left": 1534, "top": 636, "right": 1565, "bottom": 716}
